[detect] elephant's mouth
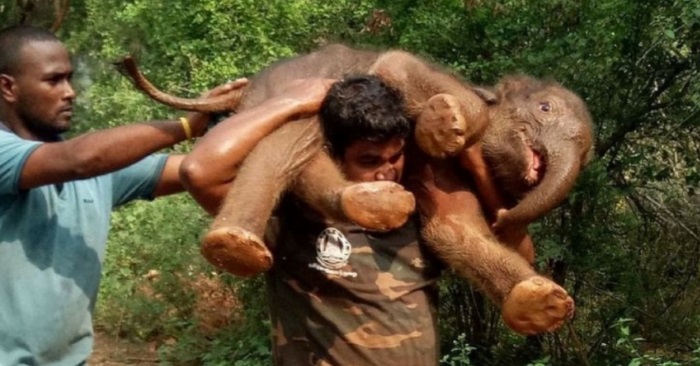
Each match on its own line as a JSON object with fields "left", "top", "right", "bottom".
{"left": 526, "top": 147, "right": 544, "bottom": 185}
{"left": 518, "top": 130, "right": 545, "bottom": 186}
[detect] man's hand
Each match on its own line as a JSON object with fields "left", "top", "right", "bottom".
{"left": 187, "top": 78, "right": 249, "bottom": 137}
{"left": 277, "top": 78, "right": 336, "bottom": 116}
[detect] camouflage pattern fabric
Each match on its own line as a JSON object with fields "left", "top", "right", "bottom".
{"left": 265, "top": 198, "right": 443, "bottom": 366}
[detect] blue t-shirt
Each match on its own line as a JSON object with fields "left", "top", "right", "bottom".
{"left": 0, "top": 127, "right": 168, "bottom": 366}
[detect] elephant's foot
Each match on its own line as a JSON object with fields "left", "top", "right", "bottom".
{"left": 201, "top": 227, "right": 272, "bottom": 277}
{"left": 340, "top": 181, "right": 416, "bottom": 232}
{"left": 501, "top": 276, "right": 575, "bottom": 335}
{"left": 415, "top": 94, "right": 467, "bottom": 158}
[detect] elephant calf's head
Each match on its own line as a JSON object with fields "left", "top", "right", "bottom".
{"left": 478, "top": 76, "right": 594, "bottom": 228}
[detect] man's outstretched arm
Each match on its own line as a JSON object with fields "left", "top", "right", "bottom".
{"left": 180, "top": 78, "right": 335, "bottom": 215}
{"left": 19, "top": 81, "right": 245, "bottom": 192}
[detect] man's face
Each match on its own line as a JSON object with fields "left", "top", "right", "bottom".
{"left": 8, "top": 40, "right": 75, "bottom": 139}
{"left": 341, "top": 136, "right": 406, "bottom": 183}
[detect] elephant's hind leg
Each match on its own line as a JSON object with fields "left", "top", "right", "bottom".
{"left": 202, "top": 118, "right": 323, "bottom": 276}
{"left": 292, "top": 150, "right": 416, "bottom": 232}
{"left": 202, "top": 226, "right": 269, "bottom": 278}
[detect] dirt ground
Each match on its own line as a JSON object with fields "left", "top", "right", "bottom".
{"left": 89, "top": 331, "right": 159, "bottom": 366}
{"left": 89, "top": 272, "right": 239, "bottom": 365}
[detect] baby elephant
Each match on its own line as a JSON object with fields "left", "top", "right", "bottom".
{"left": 119, "top": 44, "right": 592, "bottom": 335}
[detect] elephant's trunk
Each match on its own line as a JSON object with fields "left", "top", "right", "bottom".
{"left": 116, "top": 56, "right": 246, "bottom": 113}
{"left": 498, "top": 139, "right": 581, "bottom": 228}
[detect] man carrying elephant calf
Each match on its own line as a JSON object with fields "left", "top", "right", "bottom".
{"left": 126, "top": 44, "right": 588, "bottom": 338}
{"left": 180, "top": 71, "right": 589, "bottom": 364}
{"left": 182, "top": 74, "right": 445, "bottom": 365}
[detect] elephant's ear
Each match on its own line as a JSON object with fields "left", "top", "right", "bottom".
{"left": 472, "top": 86, "right": 498, "bottom": 105}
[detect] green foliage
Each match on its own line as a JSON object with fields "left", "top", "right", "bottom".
{"left": 96, "top": 194, "right": 211, "bottom": 339}
{"left": 160, "top": 277, "right": 271, "bottom": 366}
{"left": 526, "top": 357, "right": 552, "bottom": 366}
{"left": 441, "top": 333, "right": 476, "bottom": 366}
{"left": 610, "top": 318, "right": 700, "bottom": 366}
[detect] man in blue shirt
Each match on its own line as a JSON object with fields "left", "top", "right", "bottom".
{"left": 0, "top": 25, "right": 244, "bottom": 365}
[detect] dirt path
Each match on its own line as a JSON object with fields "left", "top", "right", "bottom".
{"left": 89, "top": 272, "right": 238, "bottom": 365}
{"left": 89, "top": 330, "right": 159, "bottom": 366}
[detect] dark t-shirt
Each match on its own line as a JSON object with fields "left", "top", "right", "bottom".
{"left": 265, "top": 197, "right": 443, "bottom": 366}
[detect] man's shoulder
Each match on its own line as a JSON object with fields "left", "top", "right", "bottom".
{"left": 0, "top": 126, "right": 44, "bottom": 154}
{"left": 0, "top": 121, "right": 11, "bottom": 133}
{"left": 0, "top": 128, "right": 21, "bottom": 143}
{"left": 0, "top": 128, "right": 44, "bottom": 196}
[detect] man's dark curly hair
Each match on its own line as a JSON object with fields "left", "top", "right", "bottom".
{"left": 319, "top": 75, "right": 411, "bottom": 157}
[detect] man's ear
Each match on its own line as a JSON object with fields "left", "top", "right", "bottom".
{"left": 0, "top": 74, "right": 17, "bottom": 103}
{"left": 472, "top": 86, "right": 498, "bottom": 105}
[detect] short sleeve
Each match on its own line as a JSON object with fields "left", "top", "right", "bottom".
{"left": 0, "top": 130, "right": 42, "bottom": 195}
{"left": 110, "top": 154, "right": 168, "bottom": 207}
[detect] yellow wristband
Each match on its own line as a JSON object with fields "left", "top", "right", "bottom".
{"left": 179, "top": 117, "right": 192, "bottom": 140}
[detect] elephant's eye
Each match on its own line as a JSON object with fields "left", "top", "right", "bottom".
{"left": 539, "top": 102, "right": 551, "bottom": 112}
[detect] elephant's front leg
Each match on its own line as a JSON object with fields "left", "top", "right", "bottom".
{"left": 201, "top": 117, "right": 323, "bottom": 277}
{"left": 411, "top": 160, "right": 574, "bottom": 335}
{"left": 369, "top": 51, "right": 490, "bottom": 158}
{"left": 291, "top": 149, "right": 416, "bottom": 231}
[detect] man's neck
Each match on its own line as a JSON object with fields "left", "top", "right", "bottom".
{"left": 0, "top": 112, "right": 24, "bottom": 137}
{"left": 0, "top": 114, "right": 58, "bottom": 141}
{"left": 0, "top": 109, "right": 13, "bottom": 132}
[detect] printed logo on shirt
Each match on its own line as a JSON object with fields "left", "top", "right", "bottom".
{"left": 309, "top": 227, "right": 357, "bottom": 278}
